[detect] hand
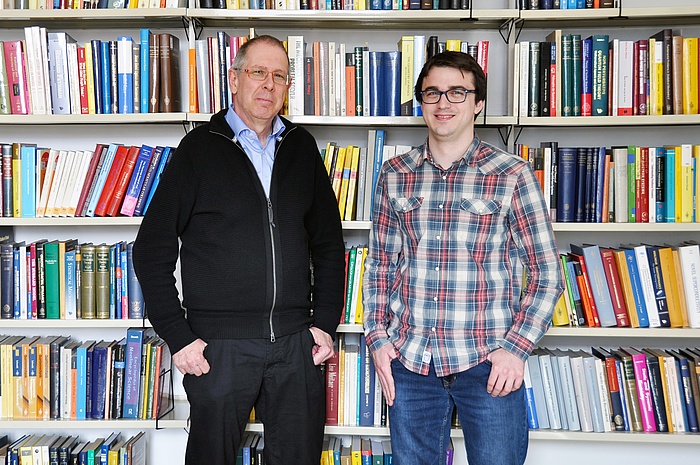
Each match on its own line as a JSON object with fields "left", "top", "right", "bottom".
{"left": 371, "top": 344, "right": 398, "bottom": 406}
{"left": 309, "top": 327, "right": 334, "bottom": 365}
{"left": 486, "top": 348, "right": 525, "bottom": 397}
{"left": 172, "top": 339, "right": 210, "bottom": 376}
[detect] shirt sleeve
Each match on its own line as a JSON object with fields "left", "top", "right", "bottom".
{"left": 362, "top": 169, "right": 403, "bottom": 354}
{"left": 502, "top": 162, "right": 564, "bottom": 360}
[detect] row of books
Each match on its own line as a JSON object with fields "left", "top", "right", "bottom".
{"left": 0, "top": 327, "right": 172, "bottom": 420}
{"left": 525, "top": 346, "right": 700, "bottom": 434}
{"left": 519, "top": 0, "right": 615, "bottom": 9}
{"left": 325, "top": 333, "right": 386, "bottom": 428}
{"left": 3, "top": 0, "right": 184, "bottom": 8}
{"left": 517, "top": 142, "right": 700, "bottom": 223}
{"left": 0, "top": 431, "right": 146, "bottom": 465}
{"left": 0, "top": 240, "right": 146, "bottom": 320}
{"left": 515, "top": 30, "right": 700, "bottom": 118}
{"left": 320, "top": 436, "right": 448, "bottom": 465}
{"left": 198, "top": 0, "right": 469, "bottom": 10}
{"left": 0, "top": 142, "right": 174, "bottom": 219}
{"left": 0, "top": 28, "right": 181, "bottom": 115}
{"left": 552, "top": 243, "right": 700, "bottom": 329}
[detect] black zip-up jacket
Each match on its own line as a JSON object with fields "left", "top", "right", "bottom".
{"left": 132, "top": 109, "right": 346, "bottom": 355}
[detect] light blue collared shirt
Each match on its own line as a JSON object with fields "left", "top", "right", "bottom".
{"left": 224, "top": 104, "right": 286, "bottom": 198}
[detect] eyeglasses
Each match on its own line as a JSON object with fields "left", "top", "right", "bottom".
{"left": 420, "top": 88, "right": 476, "bottom": 104}
{"left": 234, "top": 67, "right": 290, "bottom": 86}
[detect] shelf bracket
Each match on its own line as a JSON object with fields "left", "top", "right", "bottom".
{"left": 459, "top": 0, "right": 478, "bottom": 23}
{"left": 499, "top": 18, "right": 516, "bottom": 45}
{"left": 608, "top": 0, "right": 628, "bottom": 21}
{"left": 497, "top": 125, "right": 512, "bottom": 147}
{"left": 512, "top": 18, "right": 525, "bottom": 44}
{"left": 182, "top": 16, "right": 204, "bottom": 41}
{"left": 512, "top": 125, "right": 524, "bottom": 146}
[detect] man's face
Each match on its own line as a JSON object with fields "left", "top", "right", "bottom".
{"left": 420, "top": 66, "right": 484, "bottom": 143}
{"left": 228, "top": 41, "right": 290, "bottom": 128}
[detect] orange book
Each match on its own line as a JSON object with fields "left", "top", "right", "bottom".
{"left": 313, "top": 41, "right": 321, "bottom": 116}
{"left": 345, "top": 59, "right": 356, "bottom": 117}
{"left": 657, "top": 245, "right": 685, "bottom": 327}
{"left": 93, "top": 145, "right": 130, "bottom": 217}
{"left": 188, "top": 46, "right": 198, "bottom": 113}
{"left": 613, "top": 249, "right": 640, "bottom": 327}
{"left": 105, "top": 146, "right": 142, "bottom": 217}
{"left": 569, "top": 253, "right": 600, "bottom": 327}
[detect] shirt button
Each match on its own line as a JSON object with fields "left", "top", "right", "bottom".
{"left": 434, "top": 266, "right": 439, "bottom": 271}
{"left": 439, "top": 204, "right": 443, "bottom": 209}
{"left": 431, "top": 327, "right": 436, "bottom": 332}
{"left": 436, "top": 235, "right": 440, "bottom": 240}
{"left": 442, "top": 176, "right": 447, "bottom": 180}
{"left": 433, "top": 297, "right": 438, "bottom": 302}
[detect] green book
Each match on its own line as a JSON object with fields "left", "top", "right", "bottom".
{"left": 80, "top": 243, "right": 96, "bottom": 319}
{"left": 561, "top": 34, "right": 574, "bottom": 117}
{"left": 94, "top": 243, "right": 111, "bottom": 319}
{"left": 591, "top": 34, "right": 609, "bottom": 116}
{"left": 44, "top": 241, "right": 60, "bottom": 319}
{"left": 344, "top": 246, "right": 357, "bottom": 324}
{"left": 572, "top": 34, "right": 582, "bottom": 116}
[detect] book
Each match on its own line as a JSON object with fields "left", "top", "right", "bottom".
{"left": 570, "top": 244, "right": 617, "bottom": 327}
{"left": 122, "top": 327, "right": 154, "bottom": 419}
{"left": 611, "top": 348, "right": 644, "bottom": 431}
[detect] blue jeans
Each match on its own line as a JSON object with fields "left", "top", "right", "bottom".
{"left": 389, "top": 359, "right": 528, "bottom": 465}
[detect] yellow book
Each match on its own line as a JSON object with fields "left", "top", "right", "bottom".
{"left": 321, "top": 438, "right": 331, "bottom": 465}
{"left": 19, "top": 435, "right": 42, "bottom": 465}
{"left": 226, "top": 0, "right": 240, "bottom": 7}
{"left": 613, "top": 249, "right": 640, "bottom": 328}
{"left": 12, "top": 143, "right": 21, "bottom": 217}
{"left": 323, "top": 141, "right": 336, "bottom": 176}
{"left": 397, "top": 36, "right": 414, "bottom": 116}
{"left": 677, "top": 144, "right": 693, "bottom": 222}
{"left": 445, "top": 39, "right": 462, "bottom": 52}
{"left": 682, "top": 37, "right": 698, "bottom": 114}
{"left": 353, "top": 246, "right": 367, "bottom": 325}
{"left": 343, "top": 145, "right": 361, "bottom": 221}
{"left": 551, "top": 295, "right": 570, "bottom": 327}
{"left": 351, "top": 436, "right": 361, "bottom": 465}
{"left": 331, "top": 146, "right": 347, "bottom": 203}
{"left": 140, "top": 337, "right": 153, "bottom": 419}
{"left": 670, "top": 246, "right": 690, "bottom": 327}
{"left": 337, "top": 146, "right": 355, "bottom": 220}
{"left": 658, "top": 245, "right": 685, "bottom": 327}
{"left": 84, "top": 42, "right": 96, "bottom": 114}
{"left": 649, "top": 37, "right": 664, "bottom": 116}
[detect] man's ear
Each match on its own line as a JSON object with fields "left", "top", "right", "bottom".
{"left": 228, "top": 67, "right": 238, "bottom": 95}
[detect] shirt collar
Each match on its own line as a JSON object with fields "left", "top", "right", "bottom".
{"left": 224, "top": 103, "right": 286, "bottom": 143}
{"left": 418, "top": 133, "right": 482, "bottom": 169}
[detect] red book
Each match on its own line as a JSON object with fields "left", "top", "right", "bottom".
{"left": 3, "top": 40, "right": 30, "bottom": 115}
{"left": 636, "top": 39, "right": 649, "bottom": 115}
{"left": 324, "top": 349, "right": 339, "bottom": 425}
{"left": 105, "top": 145, "right": 142, "bottom": 217}
{"left": 569, "top": 253, "right": 600, "bottom": 327}
{"left": 94, "top": 145, "right": 129, "bottom": 217}
{"left": 77, "top": 46, "right": 89, "bottom": 114}
{"left": 75, "top": 144, "right": 105, "bottom": 217}
{"left": 600, "top": 247, "right": 631, "bottom": 327}
{"left": 477, "top": 40, "right": 489, "bottom": 75}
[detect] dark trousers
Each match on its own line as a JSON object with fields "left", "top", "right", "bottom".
{"left": 183, "top": 330, "right": 326, "bottom": 465}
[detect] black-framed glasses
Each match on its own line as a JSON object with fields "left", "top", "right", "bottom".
{"left": 420, "top": 88, "right": 476, "bottom": 104}
{"left": 234, "top": 67, "right": 290, "bottom": 85}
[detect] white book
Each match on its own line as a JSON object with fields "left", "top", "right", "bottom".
{"left": 541, "top": 145, "right": 552, "bottom": 213}
{"left": 663, "top": 351, "right": 686, "bottom": 432}
{"left": 36, "top": 149, "right": 60, "bottom": 218}
{"left": 519, "top": 41, "right": 529, "bottom": 118}
{"left": 58, "top": 150, "right": 84, "bottom": 217}
{"left": 60, "top": 341, "right": 75, "bottom": 419}
{"left": 39, "top": 27, "right": 52, "bottom": 115}
{"left": 617, "top": 39, "right": 634, "bottom": 116}
{"left": 382, "top": 145, "right": 396, "bottom": 163}
{"left": 46, "top": 32, "right": 73, "bottom": 115}
{"left": 66, "top": 41, "right": 81, "bottom": 116}
{"left": 45, "top": 150, "right": 69, "bottom": 218}
{"left": 678, "top": 243, "right": 700, "bottom": 327}
{"left": 610, "top": 38, "right": 619, "bottom": 116}
{"left": 362, "top": 47, "right": 370, "bottom": 119}
{"left": 339, "top": 43, "right": 346, "bottom": 116}
{"left": 593, "top": 355, "right": 613, "bottom": 432}
{"left": 67, "top": 150, "right": 93, "bottom": 217}
{"left": 412, "top": 35, "right": 425, "bottom": 116}
{"left": 343, "top": 333, "right": 360, "bottom": 426}
{"left": 568, "top": 350, "right": 594, "bottom": 432}
{"left": 195, "top": 39, "right": 211, "bottom": 114}
{"left": 52, "top": 151, "right": 77, "bottom": 218}
{"left": 328, "top": 41, "right": 336, "bottom": 117}
{"left": 373, "top": 364, "right": 382, "bottom": 426}
{"left": 536, "top": 350, "right": 562, "bottom": 430}
{"left": 526, "top": 352, "right": 550, "bottom": 429}
{"left": 23, "top": 26, "right": 42, "bottom": 115}
{"left": 287, "top": 35, "right": 304, "bottom": 116}
{"left": 394, "top": 145, "right": 413, "bottom": 157}
{"left": 632, "top": 244, "right": 662, "bottom": 327}
{"left": 512, "top": 42, "right": 520, "bottom": 117}
{"left": 551, "top": 349, "right": 581, "bottom": 431}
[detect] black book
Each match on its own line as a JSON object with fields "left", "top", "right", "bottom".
{"left": 641, "top": 349, "right": 669, "bottom": 432}
{"left": 58, "top": 436, "right": 79, "bottom": 465}
{"left": 304, "top": 55, "right": 315, "bottom": 116}
{"left": 427, "top": 36, "right": 439, "bottom": 59}
{"left": 111, "top": 337, "right": 127, "bottom": 419}
{"left": 50, "top": 336, "right": 71, "bottom": 419}
{"left": 35, "top": 239, "right": 48, "bottom": 318}
{"left": 539, "top": 42, "right": 551, "bottom": 117}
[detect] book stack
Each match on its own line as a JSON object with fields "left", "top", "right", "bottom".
{"left": 515, "top": 29, "right": 700, "bottom": 117}
{"left": 0, "top": 142, "right": 174, "bottom": 218}
{"left": 551, "top": 242, "right": 700, "bottom": 329}
{"left": 0, "top": 239, "right": 146, "bottom": 321}
{"left": 0, "top": 28, "right": 181, "bottom": 116}
{"left": 525, "top": 346, "right": 700, "bottom": 435}
{"left": 516, "top": 142, "right": 700, "bottom": 224}
{"left": 0, "top": 329, "right": 172, "bottom": 421}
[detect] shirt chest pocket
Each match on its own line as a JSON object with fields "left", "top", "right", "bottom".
{"left": 457, "top": 198, "right": 504, "bottom": 255}
{"left": 460, "top": 198, "right": 501, "bottom": 216}
{"left": 389, "top": 196, "right": 424, "bottom": 248}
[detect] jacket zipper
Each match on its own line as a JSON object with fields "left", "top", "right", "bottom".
{"left": 214, "top": 126, "right": 295, "bottom": 343}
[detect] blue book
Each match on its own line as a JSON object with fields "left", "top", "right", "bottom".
{"left": 20, "top": 144, "right": 37, "bottom": 218}
{"left": 574, "top": 147, "right": 587, "bottom": 222}
{"left": 142, "top": 146, "right": 174, "bottom": 215}
{"left": 132, "top": 146, "right": 164, "bottom": 217}
{"left": 126, "top": 242, "right": 144, "bottom": 319}
{"left": 556, "top": 147, "right": 577, "bottom": 222}
{"left": 120, "top": 145, "right": 153, "bottom": 217}
{"left": 383, "top": 51, "right": 401, "bottom": 117}
{"left": 85, "top": 143, "right": 120, "bottom": 217}
{"left": 122, "top": 327, "right": 155, "bottom": 418}
{"left": 64, "top": 240, "right": 77, "bottom": 319}
{"left": 99, "top": 432, "right": 121, "bottom": 465}
{"left": 671, "top": 350, "right": 699, "bottom": 432}
{"left": 620, "top": 247, "right": 650, "bottom": 327}
{"left": 369, "top": 129, "right": 386, "bottom": 220}
{"left": 368, "top": 52, "right": 385, "bottom": 117}
{"left": 120, "top": 245, "right": 129, "bottom": 317}
{"left": 100, "top": 41, "right": 112, "bottom": 114}
{"left": 523, "top": 361, "right": 539, "bottom": 429}
{"left": 13, "top": 242, "right": 24, "bottom": 319}
{"left": 614, "top": 357, "right": 631, "bottom": 431}
{"left": 664, "top": 145, "right": 676, "bottom": 222}
{"left": 75, "top": 340, "right": 95, "bottom": 420}
{"left": 140, "top": 29, "right": 150, "bottom": 113}
{"left": 91, "top": 40, "right": 103, "bottom": 114}
{"left": 581, "top": 37, "right": 593, "bottom": 115}
{"left": 117, "top": 36, "right": 134, "bottom": 114}
{"left": 358, "top": 335, "right": 374, "bottom": 426}
{"left": 594, "top": 146, "right": 606, "bottom": 222}
{"left": 90, "top": 341, "right": 110, "bottom": 419}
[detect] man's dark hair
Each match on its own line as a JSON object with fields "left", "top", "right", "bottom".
{"left": 414, "top": 51, "right": 487, "bottom": 105}
{"left": 232, "top": 34, "right": 290, "bottom": 71}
